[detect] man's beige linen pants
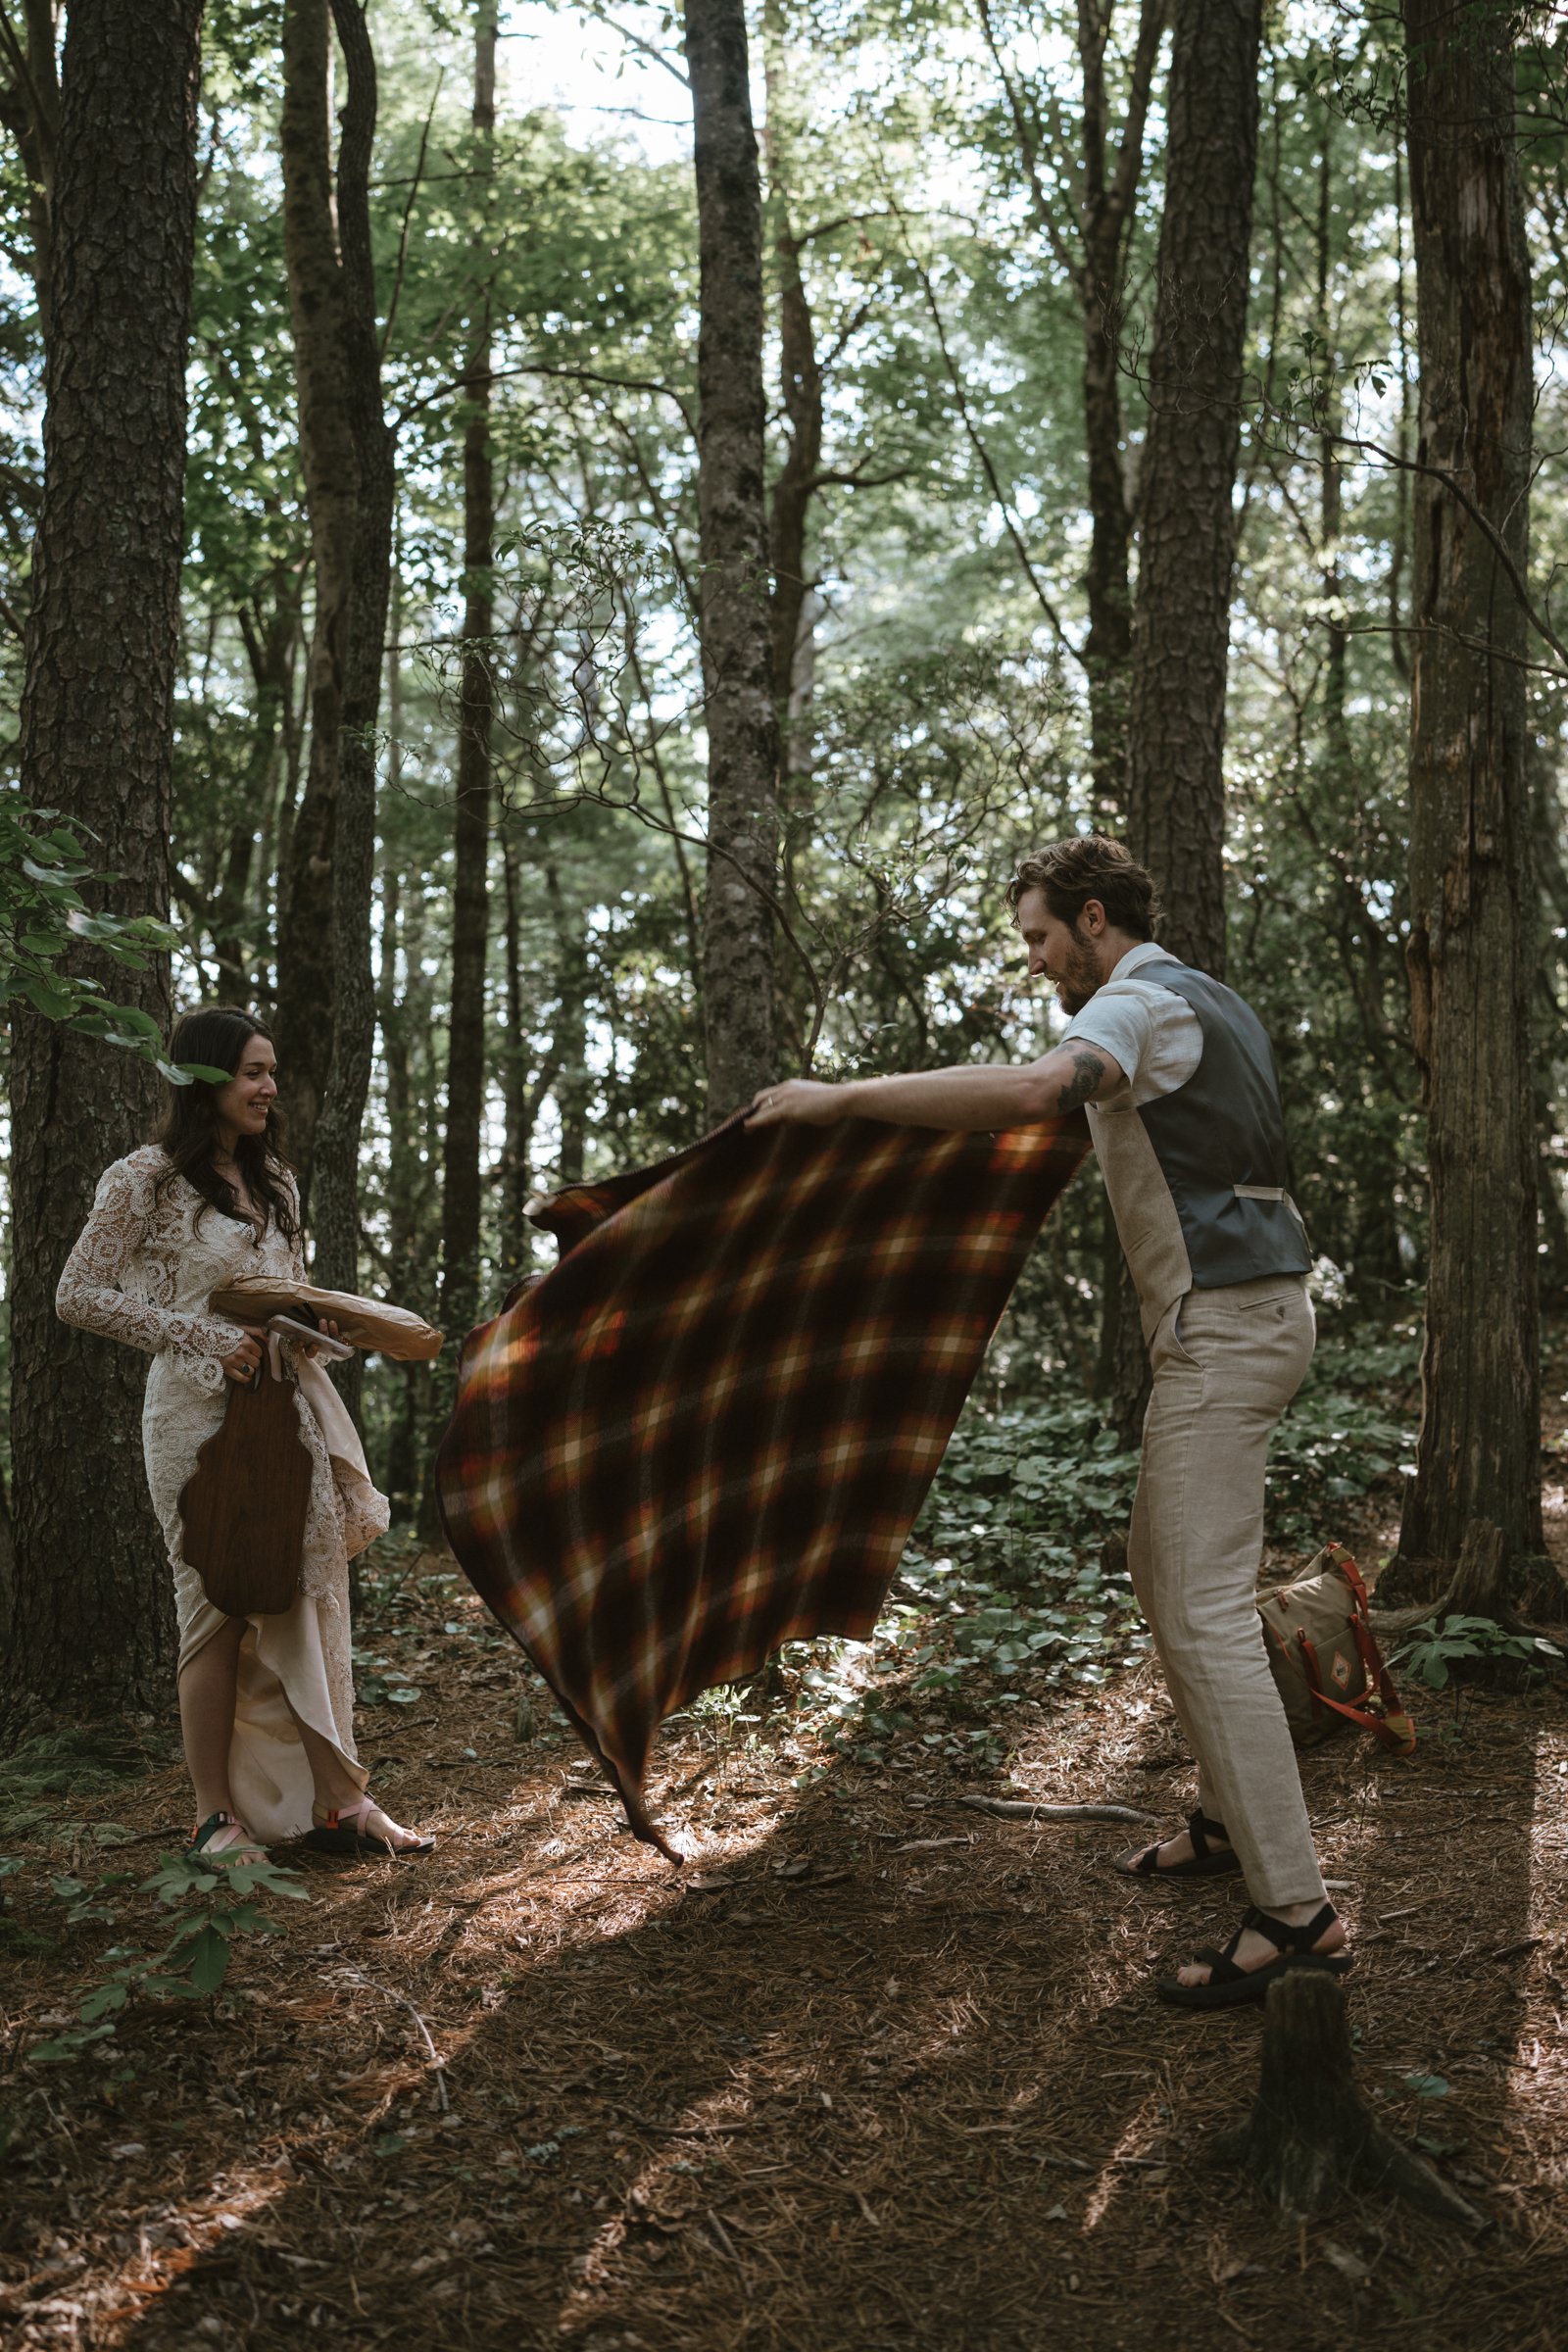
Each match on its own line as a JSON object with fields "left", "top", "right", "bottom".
{"left": 1127, "top": 1273, "right": 1323, "bottom": 1910}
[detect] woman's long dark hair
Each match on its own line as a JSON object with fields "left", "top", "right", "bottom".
{"left": 153, "top": 1005, "right": 300, "bottom": 1244}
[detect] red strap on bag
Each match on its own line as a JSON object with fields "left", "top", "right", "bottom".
{"left": 1292, "top": 1543, "right": 1416, "bottom": 1756}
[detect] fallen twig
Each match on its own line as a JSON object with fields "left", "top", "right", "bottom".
{"left": 337, "top": 1970, "right": 450, "bottom": 2114}
{"left": 953, "top": 1794, "right": 1157, "bottom": 1825}
{"left": 706, "top": 2206, "right": 747, "bottom": 2276}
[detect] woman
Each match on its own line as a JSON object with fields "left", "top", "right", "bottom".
{"left": 56, "top": 1006, "right": 432, "bottom": 1866}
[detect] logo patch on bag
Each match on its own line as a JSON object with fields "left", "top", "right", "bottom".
{"left": 1332, "top": 1652, "right": 1352, "bottom": 1689}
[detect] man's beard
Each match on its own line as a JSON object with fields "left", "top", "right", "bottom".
{"left": 1054, "top": 939, "right": 1102, "bottom": 1016}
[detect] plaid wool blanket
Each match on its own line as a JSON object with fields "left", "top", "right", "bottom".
{"left": 436, "top": 1109, "right": 1089, "bottom": 1856}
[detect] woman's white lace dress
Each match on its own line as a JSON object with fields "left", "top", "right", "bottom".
{"left": 56, "top": 1146, "right": 388, "bottom": 1839}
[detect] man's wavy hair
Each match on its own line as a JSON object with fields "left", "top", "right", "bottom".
{"left": 153, "top": 1005, "right": 300, "bottom": 1244}
{"left": 1005, "top": 834, "right": 1161, "bottom": 941}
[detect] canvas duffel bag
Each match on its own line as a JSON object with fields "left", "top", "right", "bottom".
{"left": 1257, "top": 1541, "right": 1415, "bottom": 1754}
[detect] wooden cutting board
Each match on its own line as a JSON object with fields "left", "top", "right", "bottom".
{"left": 177, "top": 1368, "right": 314, "bottom": 1617}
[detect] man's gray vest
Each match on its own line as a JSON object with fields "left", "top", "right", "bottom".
{"left": 1085, "top": 955, "right": 1310, "bottom": 1339}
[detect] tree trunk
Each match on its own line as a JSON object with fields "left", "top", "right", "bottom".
{"left": 377, "top": 858, "right": 421, "bottom": 1523}
{"left": 274, "top": 0, "right": 358, "bottom": 1205}
{"left": 1125, "top": 0, "right": 1262, "bottom": 977}
{"left": 439, "top": 1, "right": 497, "bottom": 1352}
{"left": 5, "top": 0, "right": 204, "bottom": 1715}
{"left": 761, "top": 0, "right": 820, "bottom": 752}
{"left": 683, "top": 0, "right": 781, "bottom": 1117}
{"left": 976, "top": 0, "right": 1165, "bottom": 1436}
{"left": 1214, "top": 1969, "right": 1484, "bottom": 2227}
{"left": 498, "top": 824, "right": 540, "bottom": 1279}
{"left": 977, "top": 0, "right": 1164, "bottom": 823}
{"left": 1075, "top": 0, "right": 1163, "bottom": 821}
{"left": 1386, "top": 0, "right": 1545, "bottom": 1605}
{"left": 547, "top": 860, "right": 590, "bottom": 1188}
{"left": 310, "top": 0, "right": 396, "bottom": 1421}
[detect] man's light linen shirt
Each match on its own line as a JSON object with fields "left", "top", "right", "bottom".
{"left": 1057, "top": 939, "right": 1201, "bottom": 1107}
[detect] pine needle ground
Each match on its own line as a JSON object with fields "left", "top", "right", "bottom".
{"left": 3, "top": 1480, "right": 1566, "bottom": 2352}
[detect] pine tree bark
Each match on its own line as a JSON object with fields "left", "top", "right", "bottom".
{"left": 5, "top": 0, "right": 204, "bottom": 1713}
{"left": 1125, "top": 0, "right": 1262, "bottom": 977}
{"left": 1387, "top": 0, "right": 1545, "bottom": 1601}
{"left": 310, "top": 0, "right": 396, "bottom": 1391}
{"left": 683, "top": 0, "right": 780, "bottom": 1117}
{"left": 439, "top": 1, "right": 497, "bottom": 1350}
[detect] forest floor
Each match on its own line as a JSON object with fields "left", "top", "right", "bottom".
{"left": 3, "top": 1344, "right": 1568, "bottom": 2352}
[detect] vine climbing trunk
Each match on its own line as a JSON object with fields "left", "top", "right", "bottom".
{"left": 5, "top": 0, "right": 204, "bottom": 1714}
{"left": 683, "top": 0, "right": 781, "bottom": 1118}
{"left": 1387, "top": 0, "right": 1546, "bottom": 1606}
{"left": 1124, "top": 0, "right": 1262, "bottom": 979}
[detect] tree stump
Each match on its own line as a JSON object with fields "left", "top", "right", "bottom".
{"left": 1212, "top": 1970, "right": 1486, "bottom": 2229}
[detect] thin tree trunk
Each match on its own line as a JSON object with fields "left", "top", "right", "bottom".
{"left": 976, "top": 0, "right": 1165, "bottom": 1437}
{"left": 1387, "top": 0, "right": 1545, "bottom": 1602}
{"left": 439, "top": 0, "right": 497, "bottom": 1350}
{"left": 5, "top": 0, "right": 204, "bottom": 1715}
{"left": 1075, "top": 0, "right": 1163, "bottom": 820}
{"left": 977, "top": 0, "right": 1164, "bottom": 821}
{"left": 761, "top": 0, "right": 820, "bottom": 748}
{"left": 216, "top": 599, "right": 296, "bottom": 998}
{"left": 683, "top": 0, "right": 780, "bottom": 1117}
{"left": 310, "top": 0, "right": 396, "bottom": 1409}
{"left": 547, "top": 859, "right": 590, "bottom": 1188}
{"left": 274, "top": 0, "right": 357, "bottom": 1204}
{"left": 0, "top": 0, "right": 63, "bottom": 341}
{"left": 377, "top": 858, "right": 420, "bottom": 1521}
{"left": 1315, "top": 115, "right": 1349, "bottom": 782}
{"left": 498, "top": 824, "right": 537, "bottom": 1277}
{"left": 1125, "top": 0, "right": 1262, "bottom": 976}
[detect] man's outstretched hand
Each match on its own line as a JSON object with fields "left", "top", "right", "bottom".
{"left": 748, "top": 1079, "right": 849, "bottom": 1127}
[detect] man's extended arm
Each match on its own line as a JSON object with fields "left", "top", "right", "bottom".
{"left": 747, "top": 1041, "right": 1127, "bottom": 1132}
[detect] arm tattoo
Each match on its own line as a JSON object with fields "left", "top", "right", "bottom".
{"left": 1055, "top": 1047, "right": 1105, "bottom": 1114}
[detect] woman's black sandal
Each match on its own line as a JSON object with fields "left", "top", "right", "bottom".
{"left": 1113, "top": 1808, "right": 1244, "bottom": 1881}
{"left": 304, "top": 1793, "right": 434, "bottom": 1858}
{"left": 1156, "top": 1901, "right": 1352, "bottom": 2010}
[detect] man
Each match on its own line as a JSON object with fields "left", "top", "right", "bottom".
{"left": 749, "top": 833, "right": 1349, "bottom": 2009}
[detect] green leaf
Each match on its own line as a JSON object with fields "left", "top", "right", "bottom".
{"left": 186, "top": 1923, "right": 230, "bottom": 1995}
{"left": 79, "top": 1978, "right": 135, "bottom": 2023}
{"left": 1402, "top": 2072, "right": 1449, "bottom": 2098}
{"left": 27, "top": 2022, "right": 118, "bottom": 2063}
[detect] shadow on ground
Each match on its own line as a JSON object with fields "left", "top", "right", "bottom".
{"left": 5, "top": 1613, "right": 1564, "bottom": 2352}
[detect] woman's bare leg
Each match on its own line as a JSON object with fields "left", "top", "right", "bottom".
{"left": 285, "top": 1706, "right": 428, "bottom": 1852}
{"left": 177, "top": 1615, "right": 250, "bottom": 1824}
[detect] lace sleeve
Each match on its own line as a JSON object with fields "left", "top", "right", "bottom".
{"left": 55, "top": 1155, "right": 246, "bottom": 1383}
{"left": 283, "top": 1174, "right": 308, "bottom": 1282}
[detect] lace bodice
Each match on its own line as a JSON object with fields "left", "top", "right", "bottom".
{"left": 57, "top": 1145, "right": 305, "bottom": 1396}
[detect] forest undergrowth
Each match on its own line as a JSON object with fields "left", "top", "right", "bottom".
{"left": 2, "top": 1322, "right": 1566, "bottom": 2352}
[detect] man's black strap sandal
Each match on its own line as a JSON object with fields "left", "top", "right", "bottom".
{"left": 1155, "top": 1901, "right": 1352, "bottom": 2010}
{"left": 1112, "top": 1807, "right": 1243, "bottom": 1881}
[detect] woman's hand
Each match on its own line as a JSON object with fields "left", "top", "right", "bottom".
{"left": 298, "top": 1317, "right": 341, "bottom": 1361}
{"left": 747, "top": 1079, "right": 851, "bottom": 1127}
{"left": 219, "top": 1324, "right": 268, "bottom": 1383}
